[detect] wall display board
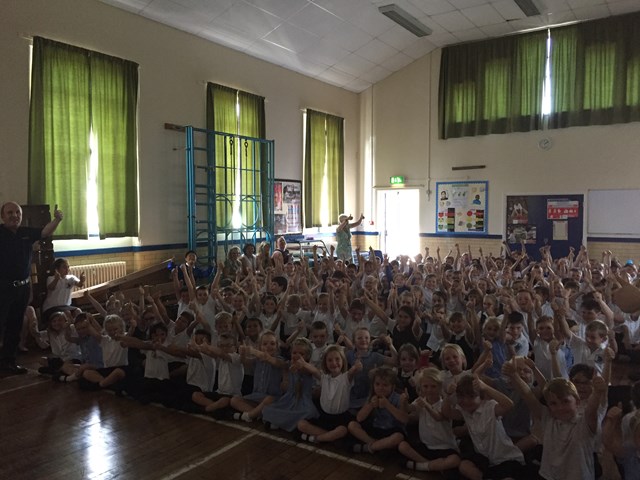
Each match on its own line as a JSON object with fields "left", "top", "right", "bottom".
{"left": 505, "top": 194, "right": 584, "bottom": 260}
{"left": 274, "top": 179, "right": 302, "bottom": 235}
{"left": 436, "top": 181, "right": 488, "bottom": 234}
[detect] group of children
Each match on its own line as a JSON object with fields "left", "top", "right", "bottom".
{"left": 29, "top": 241, "right": 640, "bottom": 479}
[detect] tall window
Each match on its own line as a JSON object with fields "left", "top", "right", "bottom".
{"left": 303, "top": 109, "right": 344, "bottom": 228}
{"left": 29, "top": 37, "right": 139, "bottom": 238}
{"left": 439, "top": 11, "right": 640, "bottom": 139}
{"left": 206, "top": 83, "right": 266, "bottom": 229}
{"left": 547, "top": 13, "right": 640, "bottom": 129}
{"left": 439, "top": 30, "right": 547, "bottom": 139}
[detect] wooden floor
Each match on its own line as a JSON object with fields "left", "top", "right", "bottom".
{"left": 0, "top": 351, "right": 438, "bottom": 480}
{"left": 2, "top": 349, "right": 636, "bottom": 480}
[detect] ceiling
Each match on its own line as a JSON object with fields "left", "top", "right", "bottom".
{"left": 99, "top": 0, "right": 640, "bottom": 93}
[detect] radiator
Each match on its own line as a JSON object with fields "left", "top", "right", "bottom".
{"left": 69, "top": 261, "right": 127, "bottom": 289}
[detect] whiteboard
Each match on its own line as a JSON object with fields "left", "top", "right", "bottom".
{"left": 588, "top": 189, "right": 640, "bottom": 236}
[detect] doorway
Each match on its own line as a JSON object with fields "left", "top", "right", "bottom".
{"left": 376, "top": 189, "right": 420, "bottom": 258}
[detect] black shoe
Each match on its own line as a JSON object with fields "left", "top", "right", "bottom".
{"left": 0, "top": 361, "right": 28, "bottom": 375}
{"left": 629, "top": 371, "right": 640, "bottom": 382}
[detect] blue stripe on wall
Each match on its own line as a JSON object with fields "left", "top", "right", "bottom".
{"left": 59, "top": 243, "right": 188, "bottom": 257}
{"left": 587, "top": 237, "right": 640, "bottom": 243}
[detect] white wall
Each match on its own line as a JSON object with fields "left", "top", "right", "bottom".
{"left": 0, "top": 0, "right": 360, "bottom": 248}
{"left": 4, "top": 0, "right": 639, "bottom": 251}
{"left": 369, "top": 49, "right": 640, "bottom": 236}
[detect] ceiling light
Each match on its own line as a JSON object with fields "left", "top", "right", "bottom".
{"left": 514, "top": 0, "right": 541, "bottom": 17}
{"left": 378, "top": 4, "right": 432, "bottom": 37}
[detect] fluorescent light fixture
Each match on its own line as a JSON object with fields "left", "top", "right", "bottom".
{"left": 378, "top": 4, "right": 432, "bottom": 37}
{"left": 514, "top": 0, "right": 541, "bottom": 17}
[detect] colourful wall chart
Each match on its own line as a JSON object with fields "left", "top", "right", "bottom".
{"left": 436, "top": 181, "right": 488, "bottom": 234}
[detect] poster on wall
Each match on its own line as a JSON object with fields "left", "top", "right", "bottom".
{"left": 435, "top": 181, "right": 488, "bottom": 234}
{"left": 507, "top": 224, "right": 537, "bottom": 244}
{"left": 274, "top": 179, "right": 302, "bottom": 235}
{"left": 547, "top": 199, "right": 579, "bottom": 220}
{"left": 507, "top": 197, "right": 529, "bottom": 224}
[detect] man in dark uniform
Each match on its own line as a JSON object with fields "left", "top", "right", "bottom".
{"left": 0, "top": 201, "right": 63, "bottom": 374}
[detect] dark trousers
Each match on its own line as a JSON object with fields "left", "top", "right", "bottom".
{"left": 0, "top": 284, "right": 30, "bottom": 362}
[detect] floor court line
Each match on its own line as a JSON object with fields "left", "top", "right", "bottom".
{"left": 216, "top": 419, "right": 385, "bottom": 473}
{"left": 0, "top": 377, "right": 50, "bottom": 396}
{"left": 159, "top": 430, "right": 258, "bottom": 480}
{"left": 173, "top": 414, "right": 385, "bottom": 473}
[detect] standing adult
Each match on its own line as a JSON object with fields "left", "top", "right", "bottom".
{"left": 335, "top": 213, "right": 364, "bottom": 262}
{"left": 0, "top": 201, "right": 63, "bottom": 374}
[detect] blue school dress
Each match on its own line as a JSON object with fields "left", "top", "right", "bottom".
{"left": 243, "top": 359, "right": 283, "bottom": 402}
{"left": 262, "top": 370, "right": 318, "bottom": 431}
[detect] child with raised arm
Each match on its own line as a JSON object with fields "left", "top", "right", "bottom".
{"left": 192, "top": 333, "right": 244, "bottom": 414}
{"left": 262, "top": 338, "right": 319, "bottom": 431}
{"left": 347, "top": 328, "right": 397, "bottom": 413}
{"left": 347, "top": 366, "right": 409, "bottom": 454}
{"left": 311, "top": 287, "right": 337, "bottom": 336}
{"left": 391, "top": 306, "right": 424, "bottom": 352}
{"left": 493, "top": 356, "right": 546, "bottom": 453}
{"left": 297, "top": 345, "right": 362, "bottom": 443}
{"left": 440, "top": 343, "right": 489, "bottom": 392}
{"left": 531, "top": 315, "right": 569, "bottom": 380}
{"left": 41, "top": 258, "right": 85, "bottom": 323}
{"left": 61, "top": 313, "right": 104, "bottom": 384}
{"left": 162, "top": 328, "right": 216, "bottom": 411}
{"left": 270, "top": 285, "right": 307, "bottom": 353}
{"left": 398, "top": 367, "right": 461, "bottom": 475}
{"left": 181, "top": 261, "right": 217, "bottom": 329}
{"left": 230, "top": 330, "right": 286, "bottom": 422}
{"left": 239, "top": 317, "right": 264, "bottom": 395}
{"left": 116, "top": 322, "right": 174, "bottom": 404}
{"left": 308, "top": 321, "right": 330, "bottom": 370}
{"left": 602, "top": 405, "right": 640, "bottom": 478}
{"left": 80, "top": 314, "right": 128, "bottom": 391}
{"left": 476, "top": 316, "right": 509, "bottom": 380}
{"left": 441, "top": 374, "right": 525, "bottom": 480}
{"left": 36, "top": 311, "right": 82, "bottom": 381}
{"left": 556, "top": 298, "right": 614, "bottom": 375}
{"left": 503, "top": 357, "right": 608, "bottom": 480}
{"left": 396, "top": 343, "right": 419, "bottom": 402}
{"left": 257, "top": 293, "right": 279, "bottom": 331}
{"left": 447, "top": 309, "right": 476, "bottom": 369}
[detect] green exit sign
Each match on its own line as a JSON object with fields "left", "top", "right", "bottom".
{"left": 390, "top": 175, "right": 405, "bottom": 185}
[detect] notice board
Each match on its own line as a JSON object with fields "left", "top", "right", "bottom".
{"left": 436, "top": 181, "right": 488, "bottom": 234}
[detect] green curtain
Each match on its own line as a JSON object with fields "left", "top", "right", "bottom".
{"left": 206, "top": 83, "right": 237, "bottom": 229}
{"left": 304, "top": 110, "right": 324, "bottom": 228}
{"left": 91, "top": 53, "right": 139, "bottom": 238}
{"left": 548, "top": 12, "right": 640, "bottom": 128}
{"left": 304, "top": 110, "right": 344, "bottom": 228}
{"left": 28, "top": 36, "right": 138, "bottom": 238}
{"left": 439, "top": 30, "right": 547, "bottom": 139}
{"left": 325, "top": 113, "right": 344, "bottom": 227}
{"left": 29, "top": 37, "right": 91, "bottom": 237}
{"left": 206, "top": 84, "right": 266, "bottom": 230}
{"left": 238, "top": 90, "right": 266, "bottom": 229}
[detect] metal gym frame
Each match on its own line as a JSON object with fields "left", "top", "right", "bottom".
{"left": 185, "top": 125, "right": 275, "bottom": 267}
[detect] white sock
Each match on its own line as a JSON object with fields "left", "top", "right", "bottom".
{"left": 66, "top": 373, "right": 78, "bottom": 382}
{"left": 241, "top": 412, "right": 252, "bottom": 422}
{"left": 415, "top": 461, "right": 430, "bottom": 471}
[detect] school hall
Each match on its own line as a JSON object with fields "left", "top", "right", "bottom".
{"left": 3, "top": 1, "right": 640, "bottom": 479}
